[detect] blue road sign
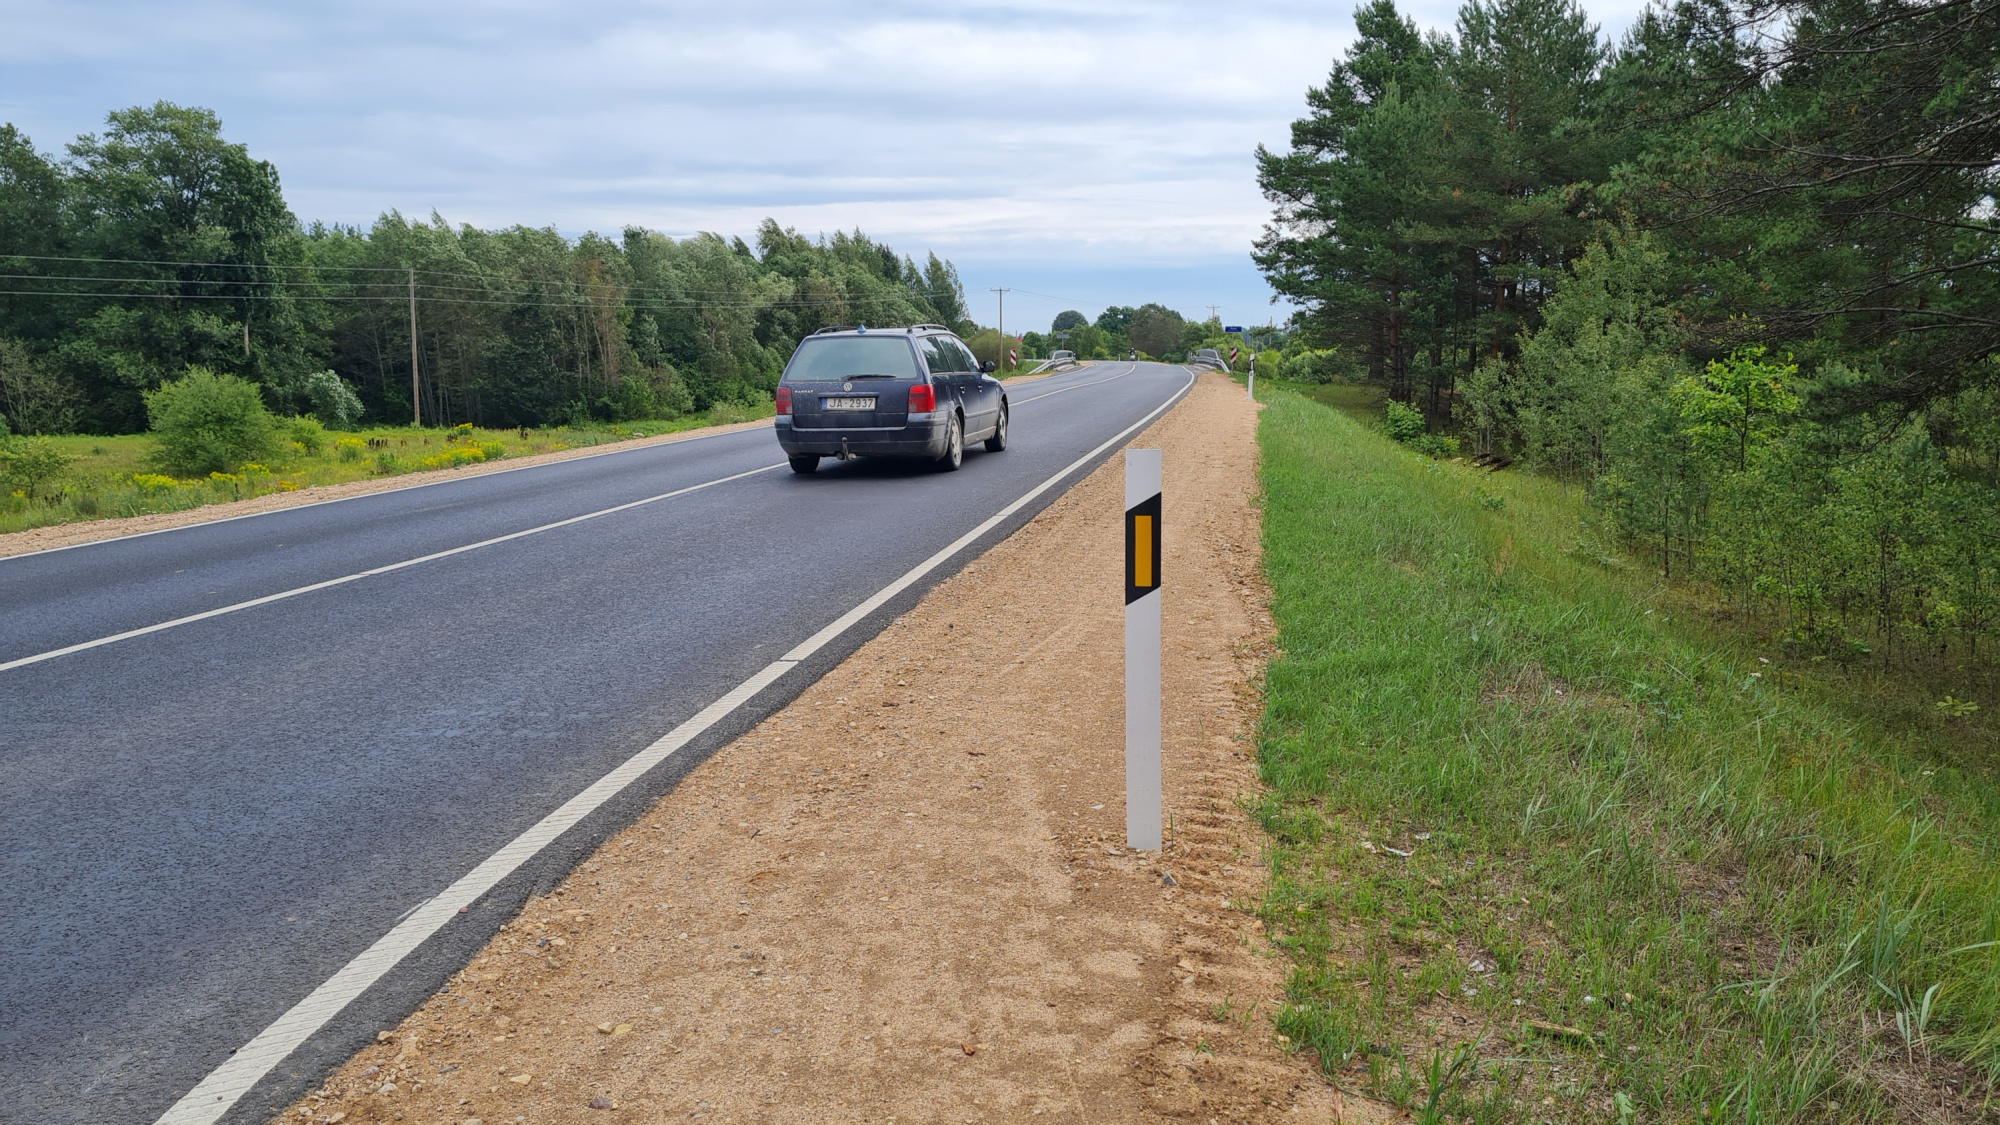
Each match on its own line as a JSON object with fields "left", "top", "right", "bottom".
{"left": 1224, "top": 325, "right": 1244, "bottom": 333}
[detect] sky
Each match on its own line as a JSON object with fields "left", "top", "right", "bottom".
{"left": 0, "top": 0, "right": 1649, "bottom": 335}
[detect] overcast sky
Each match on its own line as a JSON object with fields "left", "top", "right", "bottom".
{"left": 0, "top": 0, "right": 1647, "bottom": 334}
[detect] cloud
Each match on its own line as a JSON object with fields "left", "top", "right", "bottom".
{"left": 0, "top": 0, "right": 1653, "bottom": 323}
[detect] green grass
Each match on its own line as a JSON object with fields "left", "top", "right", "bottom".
{"left": 1252, "top": 387, "right": 2000, "bottom": 1122}
{"left": 1296, "top": 380, "right": 1389, "bottom": 426}
{"left": 0, "top": 403, "right": 771, "bottom": 536}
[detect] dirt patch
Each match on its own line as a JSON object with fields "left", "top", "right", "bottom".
{"left": 283, "top": 371, "right": 1372, "bottom": 1124}
{"left": 0, "top": 418, "right": 777, "bottom": 559}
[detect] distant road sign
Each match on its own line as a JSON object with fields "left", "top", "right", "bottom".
{"left": 1224, "top": 325, "right": 1243, "bottom": 333}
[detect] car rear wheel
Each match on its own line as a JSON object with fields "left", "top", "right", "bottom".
{"left": 984, "top": 402, "right": 1008, "bottom": 452}
{"left": 937, "top": 414, "right": 964, "bottom": 472}
{"left": 788, "top": 453, "right": 820, "bottom": 474}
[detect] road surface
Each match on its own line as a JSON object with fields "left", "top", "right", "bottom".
{"left": 0, "top": 362, "right": 1193, "bottom": 1124}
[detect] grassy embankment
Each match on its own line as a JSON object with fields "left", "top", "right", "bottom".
{"left": 1252, "top": 386, "right": 1999, "bottom": 1121}
{"left": 0, "top": 403, "right": 772, "bottom": 536}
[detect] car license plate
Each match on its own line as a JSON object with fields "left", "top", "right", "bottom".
{"left": 824, "top": 396, "right": 876, "bottom": 411}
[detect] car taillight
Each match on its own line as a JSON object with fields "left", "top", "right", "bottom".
{"left": 775, "top": 386, "right": 791, "bottom": 415}
{"left": 907, "top": 382, "right": 935, "bottom": 412}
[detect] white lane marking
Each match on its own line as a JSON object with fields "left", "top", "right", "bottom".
{"left": 0, "top": 420, "right": 779, "bottom": 565}
{"left": 153, "top": 365, "right": 1198, "bottom": 1125}
{"left": 9, "top": 365, "right": 1143, "bottom": 674}
{"left": 0, "top": 463, "right": 785, "bottom": 675}
{"left": 1011, "top": 363, "right": 1134, "bottom": 405}
{"left": 14, "top": 361, "right": 1122, "bottom": 568}
{"left": 16, "top": 364, "right": 1108, "bottom": 571}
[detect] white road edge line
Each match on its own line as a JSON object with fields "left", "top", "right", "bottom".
{"left": 0, "top": 463, "right": 786, "bottom": 675}
{"left": 153, "top": 365, "right": 1196, "bottom": 1125}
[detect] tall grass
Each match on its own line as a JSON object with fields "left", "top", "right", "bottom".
{"left": 1255, "top": 388, "right": 1999, "bottom": 1121}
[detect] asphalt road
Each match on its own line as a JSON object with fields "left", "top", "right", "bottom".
{"left": 0, "top": 361, "right": 1194, "bottom": 1125}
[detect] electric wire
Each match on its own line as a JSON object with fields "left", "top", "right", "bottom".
{"left": 0, "top": 252, "right": 976, "bottom": 301}
{"left": 0, "top": 287, "right": 970, "bottom": 313}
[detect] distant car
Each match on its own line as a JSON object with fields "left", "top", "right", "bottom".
{"left": 774, "top": 325, "right": 1008, "bottom": 474}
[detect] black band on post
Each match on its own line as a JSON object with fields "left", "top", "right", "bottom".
{"left": 1125, "top": 492, "right": 1162, "bottom": 605}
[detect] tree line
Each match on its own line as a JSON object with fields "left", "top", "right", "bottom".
{"left": 0, "top": 103, "right": 980, "bottom": 435}
{"left": 1258, "top": 0, "right": 2000, "bottom": 674}
{"left": 1026, "top": 304, "right": 1256, "bottom": 362}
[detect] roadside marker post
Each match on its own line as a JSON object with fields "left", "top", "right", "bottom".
{"left": 1247, "top": 354, "right": 1255, "bottom": 401}
{"left": 1125, "top": 449, "right": 1163, "bottom": 851}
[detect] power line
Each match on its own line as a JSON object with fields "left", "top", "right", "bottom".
{"left": 0, "top": 287, "right": 966, "bottom": 314}
{"left": 0, "top": 270, "right": 969, "bottom": 306}
{"left": 0, "top": 253, "right": 411, "bottom": 273}
{"left": 0, "top": 276, "right": 973, "bottom": 311}
{"left": 0, "top": 252, "right": 975, "bottom": 302}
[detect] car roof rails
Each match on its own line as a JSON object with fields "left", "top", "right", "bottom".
{"left": 906, "top": 324, "right": 949, "bottom": 333}
{"left": 811, "top": 325, "right": 859, "bottom": 335}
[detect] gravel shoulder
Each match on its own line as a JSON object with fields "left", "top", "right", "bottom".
{"left": 285, "top": 371, "right": 1354, "bottom": 1124}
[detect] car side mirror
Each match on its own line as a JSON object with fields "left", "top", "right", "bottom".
{"left": 980, "top": 360, "right": 997, "bottom": 374}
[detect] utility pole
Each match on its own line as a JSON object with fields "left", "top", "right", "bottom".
{"left": 408, "top": 267, "right": 421, "bottom": 427}
{"left": 1205, "top": 305, "right": 1220, "bottom": 324}
{"left": 989, "top": 288, "right": 1009, "bottom": 363}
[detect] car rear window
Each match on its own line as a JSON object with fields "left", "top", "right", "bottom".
{"left": 783, "top": 337, "right": 920, "bottom": 382}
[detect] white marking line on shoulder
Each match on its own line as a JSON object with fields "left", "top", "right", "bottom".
{"left": 0, "top": 462, "right": 785, "bottom": 675}
{"left": 153, "top": 366, "right": 1197, "bottom": 1125}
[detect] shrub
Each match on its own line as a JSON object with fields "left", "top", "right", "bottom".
{"left": 0, "top": 435, "right": 73, "bottom": 499}
{"left": 298, "top": 369, "right": 364, "bottom": 429}
{"left": 144, "top": 367, "right": 279, "bottom": 475}
{"left": 708, "top": 401, "right": 756, "bottom": 426}
{"left": 0, "top": 336, "right": 82, "bottom": 434}
{"left": 1412, "top": 433, "right": 1461, "bottom": 459}
{"left": 333, "top": 437, "right": 367, "bottom": 462}
{"left": 1383, "top": 399, "right": 1427, "bottom": 443}
{"left": 373, "top": 451, "right": 399, "bottom": 474}
{"left": 288, "top": 416, "right": 326, "bottom": 457}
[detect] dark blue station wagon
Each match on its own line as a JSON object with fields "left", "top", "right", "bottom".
{"left": 774, "top": 325, "right": 1008, "bottom": 474}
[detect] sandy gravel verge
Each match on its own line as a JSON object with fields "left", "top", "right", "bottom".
{"left": 285, "top": 371, "right": 1357, "bottom": 1124}
{"left": 0, "top": 418, "right": 777, "bottom": 559}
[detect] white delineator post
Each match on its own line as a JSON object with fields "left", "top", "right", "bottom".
{"left": 1248, "top": 354, "right": 1256, "bottom": 401}
{"left": 1125, "top": 448, "right": 1163, "bottom": 851}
